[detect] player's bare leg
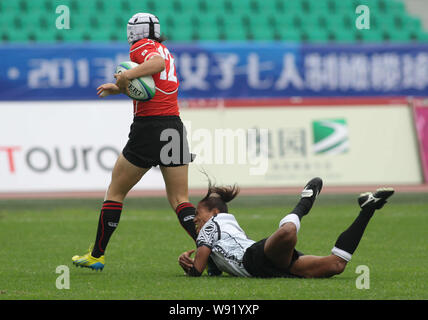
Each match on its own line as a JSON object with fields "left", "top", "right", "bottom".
{"left": 160, "top": 164, "right": 190, "bottom": 210}
{"left": 92, "top": 154, "right": 149, "bottom": 256}
{"left": 160, "top": 164, "right": 198, "bottom": 240}
{"left": 92, "top": 154, "right": 149, "bottom": 257}
{"left": 289, "top": 254, "right": 347, "bottom": 278}
{"left": 72, "top": 154, "right": 150, "bottom": 269}
{"left": 106, "top": 153, "right": 150, "bottom": 202}
{"left": 264, "top": 223, "right": 298, "bottom": 270}
{"left": 263, "top": 177, "right": 323, "bottom": 271}
{"left": 289, "top": 188, "right": 395, "bottom": 278}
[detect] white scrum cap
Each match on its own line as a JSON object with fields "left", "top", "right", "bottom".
{"left": 127, "top": 13, "right": 161, "bottom": 45}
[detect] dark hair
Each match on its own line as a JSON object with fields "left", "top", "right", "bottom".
{"left": 131, "top": 34, "right": 166, "bottom": 45}
{"left": 148, "top": 34, "right": 166, "bottom": 43}
{"left": 199, "top": 177, "right": 240, "bottom": 213}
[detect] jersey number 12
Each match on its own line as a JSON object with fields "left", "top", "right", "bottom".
{"left": 157, "top": 46, "right": 177, "bottom": 83}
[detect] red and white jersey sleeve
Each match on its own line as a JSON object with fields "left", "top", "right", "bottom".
{"left": 129, "top": 39, "right": 180, "bottom": 117}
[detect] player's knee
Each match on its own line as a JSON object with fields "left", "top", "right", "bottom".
{"left": 277, "top": 225, "right": 297, "bottom": 245}
{"left": 331, "top": 258, "right": 347, "bottom": 275}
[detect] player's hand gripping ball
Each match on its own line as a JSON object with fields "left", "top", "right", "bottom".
{"left": 115, "top": 61, "right": 156, "bottom": 101}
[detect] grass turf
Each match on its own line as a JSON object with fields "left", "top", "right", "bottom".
{"left": 0, "top": 192, "right": 427, "bottom": 300}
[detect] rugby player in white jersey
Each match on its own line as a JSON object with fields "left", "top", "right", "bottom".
{"left": 178, "top": 177, "right": 394, "bottom": 278}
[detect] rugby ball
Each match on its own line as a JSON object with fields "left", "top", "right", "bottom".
{"left": 115, "top": 61, "right": 156, "bottom": 101}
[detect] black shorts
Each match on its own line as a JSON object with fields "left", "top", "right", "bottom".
{"left": 243, "top": 238, "right": 304, "bottom": 278}
{"left": 122, "top": 116, "right": 195, "bottom": 168}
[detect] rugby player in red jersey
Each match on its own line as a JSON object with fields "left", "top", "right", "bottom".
{"left": 72, "top": 13, "right": 204, "bottom": 271}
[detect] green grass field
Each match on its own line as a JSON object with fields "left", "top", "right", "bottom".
{"left": 0, "top": 192, "right": 427, "bottom": 300}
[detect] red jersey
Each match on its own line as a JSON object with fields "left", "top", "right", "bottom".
{"left": 129, "top": 39, "right": 179, "bottom": 117}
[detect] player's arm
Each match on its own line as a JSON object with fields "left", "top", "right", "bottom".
{"left": 124, "top": 55, "right": 165, "bottom": 79}
{"left": 114, "top": 55, "right": 165, "bottom": 93}
{"left": 178, "top": 246, "right": 211, "bottom": 277}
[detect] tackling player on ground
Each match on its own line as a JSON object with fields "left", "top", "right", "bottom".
{"left": 72, "top": 13, "right": 202, "bottom": 271}
{"left": 179, "top": 177, "right": 394, "bottom": 278}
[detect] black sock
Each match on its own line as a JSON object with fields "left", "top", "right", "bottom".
{"left": 175, "top": 202, "right": 198, "bottom": 241}
{"left": 291, "top": 198, "right": 314, "bottom": 221}
{"left": 334, "top": 208, "right": 375, "bottom": 256}
{"left": 91, "top": 200, "right": 123, "bottom": 258}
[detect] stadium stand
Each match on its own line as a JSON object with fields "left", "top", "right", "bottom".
{"left": 0, "top": 0, "right": 427, "bottom": 43}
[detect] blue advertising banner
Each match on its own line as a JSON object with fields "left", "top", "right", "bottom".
{"left": 1, "top": 42, "right": 428, "bottom": 100}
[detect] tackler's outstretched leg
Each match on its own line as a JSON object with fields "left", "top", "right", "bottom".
{"left": 289, "top": 188, "right": 394, "bottom": 278}
{"left": 264, "top": 177, "right": 323, "bottom": 272}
